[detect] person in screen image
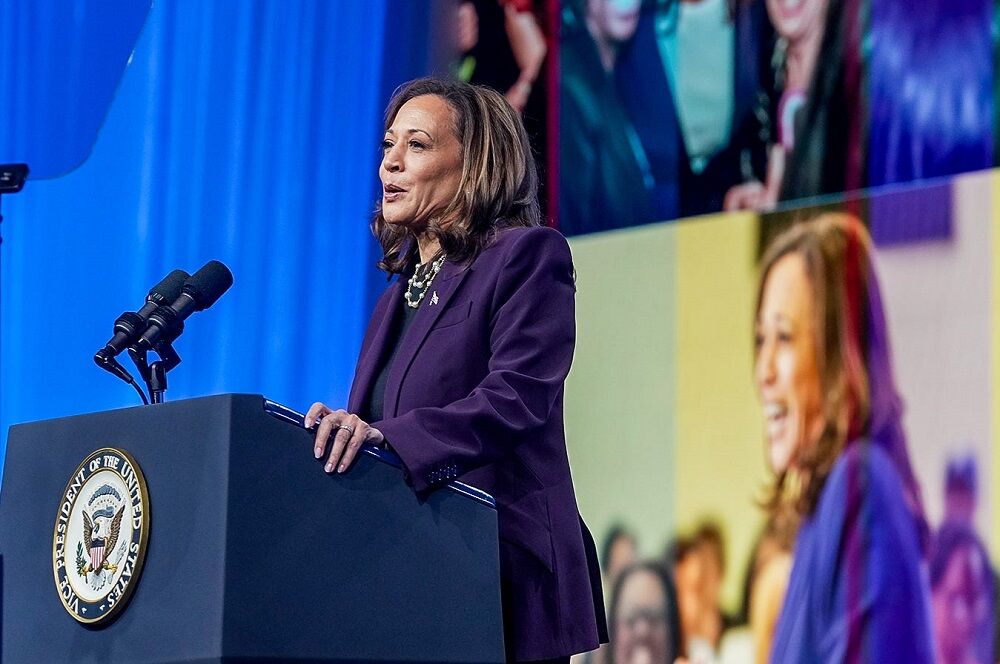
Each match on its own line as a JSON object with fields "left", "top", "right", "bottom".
{"left": 615, "top": 0, "right": 772, "bottom": 220}
{"left": 943, "top": 454, "right": 982, "bottom": 529}
{"left": 609, "top": 562, "right": 683, "bottom": 664}
{"left": 724, "top": 0, "right": 829, "bottom": 211}
{"left": 454, "top": 0, "right": 547, "bottom": 115}
{"left": 578, "top": 526, "right": 641, "bottom": 664}
{"left": 670, "top": 523, "right": 730, "bottom": 662}
{"left": 604, "top": 525, "right": 640, "bottom": 593}
{"left": 559, "top": 0, "right": 654, "bottom": 235}
{"left": 753, "top": 213, "right": 935, "bottom": 662}
{"left": 304, "top": 77, "right": 606, "bottom": 663}
{"left": 939, "top": 455, "right": 999, "bottom": 663}
{"left": 742, "top": 515, "right": 795, "bottom": 664}
{"left": 930, "top": 521, "right": 994, "bottom": 664}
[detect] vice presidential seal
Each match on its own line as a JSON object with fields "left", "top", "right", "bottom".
{"left": 52, "top": 448, "right": 150, "bottom": 624}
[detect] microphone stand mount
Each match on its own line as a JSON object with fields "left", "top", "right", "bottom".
{"left": 128, "top": 340, "right": 181, "bottom": 404}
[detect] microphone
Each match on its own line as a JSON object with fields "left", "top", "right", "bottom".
{"left": 132, "top": 260, "right": 234, "bottom": 351}
{"left": 94, "top": 269, "right": 189, "bottom": 363}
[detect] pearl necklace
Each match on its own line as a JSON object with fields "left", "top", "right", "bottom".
{"left": 404, "top": 254, "right": 446, "bottom": 308}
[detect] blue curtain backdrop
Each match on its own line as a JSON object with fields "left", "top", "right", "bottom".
{"left": 0, "top": 0, "right": 439, "bottom": 483}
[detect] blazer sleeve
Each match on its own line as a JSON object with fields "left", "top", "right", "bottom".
{"left": 813, "top": 444, "right": 936, "bottom": 664}
{"left": 372, "top": 227, "right": 575, "bottom": 493}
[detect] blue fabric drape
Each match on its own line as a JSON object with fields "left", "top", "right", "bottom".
{"left": 0, "top": 0, "right": 394, "bottom": 481}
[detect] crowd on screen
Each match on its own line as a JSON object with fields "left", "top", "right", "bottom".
{"left": 576, "top": 458, "right": 996, "bottom": 663}
{"left": 578, "top": 453, "right": 997, "bottom": 663}
{"left": 558, "top": 0, "right": 993, "bottom": 235}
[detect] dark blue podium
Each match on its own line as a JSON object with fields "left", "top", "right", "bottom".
{"left": 0, "top": 394, "right": 505, "bottom": 663}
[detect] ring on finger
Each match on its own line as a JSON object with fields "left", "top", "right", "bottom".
{"left": 337, "top": 424, "right": 355, "bottom": 435}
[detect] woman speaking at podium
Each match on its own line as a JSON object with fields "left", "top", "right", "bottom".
{"left": 304, "top": 78, "right": 607, "bottom": 663}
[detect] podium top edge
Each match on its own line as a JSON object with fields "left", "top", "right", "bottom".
{"left": 262, "top": 398, "right": 496, "bottom": 510}
{"left": 4, "top": 394, "right": 497, "bottom": 511}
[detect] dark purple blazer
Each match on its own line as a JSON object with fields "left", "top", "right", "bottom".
{"left": 347, "top": 225, "right": 607, "bottom": 661}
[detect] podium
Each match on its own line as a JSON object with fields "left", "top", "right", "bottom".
{"left": 0, "top": 394, "right": 505, "bottom": 663}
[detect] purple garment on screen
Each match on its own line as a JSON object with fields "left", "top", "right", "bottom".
{"left": 770, "top": 441, "right": 935, "bottom": 663}
{"left": 868, "top": 0, "right": 992, "bottom": 187}
{"left": 861, "top": 243, "right": 930, "bottom": 553}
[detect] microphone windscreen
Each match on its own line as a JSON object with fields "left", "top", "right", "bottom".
{"left": 148, "top": 269, "right": 190, "bottom": 304}
{"left": 183, "top": 260, "right": 234, "bottom": 310}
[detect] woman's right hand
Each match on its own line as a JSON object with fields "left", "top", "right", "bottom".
{"left": 724, "top": 180, "right": 765, "bottom": 211}
{"left": 304, "top": 402, "right": 385, "bottom": 474}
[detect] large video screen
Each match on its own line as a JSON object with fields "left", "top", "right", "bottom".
{"left": 558, "top": 0, "right": 995, "bottom": 234}
{"left": 436, "top": 3, "right": 999, "bottom": 660}
{"left": 565, "top": 173, "right": 997, "bottom": 662}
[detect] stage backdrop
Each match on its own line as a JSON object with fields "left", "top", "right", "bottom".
{"left": 3, "top": 2, "right": 997, "bottom": 617}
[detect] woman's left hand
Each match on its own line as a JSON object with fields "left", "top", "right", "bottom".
{"left": 304, "top": 402, "right": 385, "bottom": 474}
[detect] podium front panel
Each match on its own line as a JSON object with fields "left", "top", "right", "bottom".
{"left": 0, "top": 394, "right": 504, "bottom": 663}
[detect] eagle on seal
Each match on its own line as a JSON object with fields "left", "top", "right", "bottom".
{"left": 82, "top": 506, "right": 125, "bottom": 573}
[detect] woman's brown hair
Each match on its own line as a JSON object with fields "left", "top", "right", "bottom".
{"left": 755, "top": 213, "right": 872, "bottom": 517}
{"left": 373, "top": 77, "right": 541, "bottom": 274}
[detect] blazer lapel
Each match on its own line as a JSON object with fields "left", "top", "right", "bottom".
{"left": 382, "top": 260, "right": 471, "bottom": 418}
{"left": 347, "top": 278, "right": 405, "bottom": 414}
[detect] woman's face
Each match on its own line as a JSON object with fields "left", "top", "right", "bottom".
{"left": 456, "top": 2, "right": 478, "bottom": 53}
{"left": 606, "top": 535, "right": 638, "bottom": 588}
{"left": 765, "top": 0, "right": 828, "bottom": 44}
{"left": 613, "top": 569, "right": 672, "bottom": 664}
{"left": 754, "top": 253, "right": 825, "bottom": 474}
{"left": 380, "top": 94, "right": 463, "bottom": 231}
{"left": 587, "top": 0, "right": 641, "bottom": 43}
